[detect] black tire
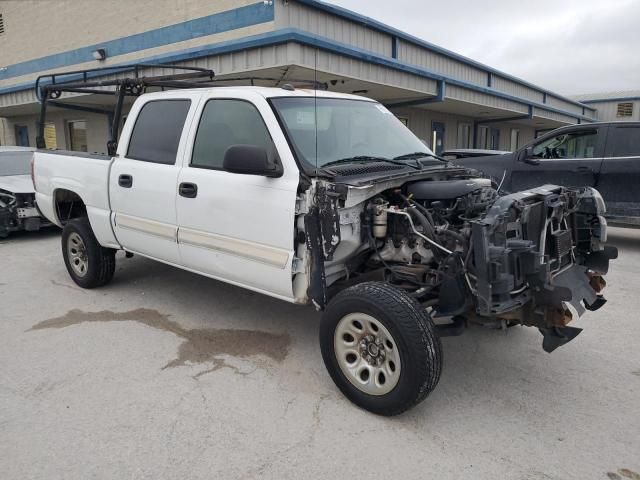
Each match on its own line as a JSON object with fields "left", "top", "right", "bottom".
{"left": 61, "top": 218, "right": 116, "bottom": 289}
{"left": 320, "top": 282, "right": 442, "bottom": 416}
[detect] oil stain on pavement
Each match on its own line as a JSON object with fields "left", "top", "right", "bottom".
{"left": 29, "top": 308, "right": 291, "bottom": 377}
{"left": 607, "top": 469, "right": 640, "bottom": 480}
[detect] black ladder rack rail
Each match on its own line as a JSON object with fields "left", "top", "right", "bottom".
{"left": 35, "top": 63, "right": 329, "bottom": 156}
{"left": 36, "top": 64, "right": 216, "bottom": 155}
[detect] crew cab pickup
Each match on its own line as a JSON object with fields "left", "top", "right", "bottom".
{"left": 33, "top": 85, "right": 617, "bottom": 416}
{"left": 453, "top": 122, "right": 640, "bottom": 227}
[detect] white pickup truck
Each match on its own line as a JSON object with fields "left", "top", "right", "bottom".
{"left": 33, "top": 84, "right": 617, "bottom": 415}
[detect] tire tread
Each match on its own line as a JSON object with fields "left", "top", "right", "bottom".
{"left": 321, "top": 281, "right": 443, "bottom": 416}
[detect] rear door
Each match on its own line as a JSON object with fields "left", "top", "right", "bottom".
{"left": 597, "top": 124, "right": 640, "bottom": 220}
{"left": 511, "top": 127, "right": 605, "bottom": 191}
{"left": 175, "top": 92, "right": 299, "bottom": 300}
{"left": 109, "top": 96, "right": 197, "bottom": 264}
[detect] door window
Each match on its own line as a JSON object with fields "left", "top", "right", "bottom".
{"left": 191, "top": 99, "right": 274, "bottom": 170}
{"left": 607, "top": 126, "right": 640, "bottom": 157}
{"left": 532, "top": 130, "right": 598, "bottom": 159}
{"left": 489, "top": 128, "right": 500, "bottom": 150}
{"left": 127, "top": 100, "right": 191, "bottom": 164}
{"left": 15, "top": 125, "right": 29, "bottom": 147}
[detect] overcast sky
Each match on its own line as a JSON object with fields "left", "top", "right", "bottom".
{"left": 326, "top": 0, "right": 639, "bottom": 96}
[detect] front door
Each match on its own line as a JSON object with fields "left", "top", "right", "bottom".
{"left": 15, "top": 126, "right": 29, "bottom": 147}
{"left": 431, "top": 121, "right": 445, "bottom": 155}
{"left": 109, "top": 98, "right": 194, "bottom": 265}
{"left": 176, "top": 93, "right": 299, "bottom": 299}
{"left": 511, "top": 127, "right": 605, "bottom": 191}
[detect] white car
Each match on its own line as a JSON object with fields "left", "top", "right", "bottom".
{"left": 33, "top": 83, "right": 616, "bottom": 415}
{"left": 0, "top": 146, "right": 50, "bottom": 237}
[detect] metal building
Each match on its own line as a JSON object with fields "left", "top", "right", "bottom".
{"left": 0, "top": 0, "right": 598, "bottom": 155}
{"left": 572, "top": 91, "right": 640, "bottom": 122}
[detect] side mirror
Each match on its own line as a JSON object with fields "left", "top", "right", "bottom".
{"left": 223, "top": 145, "right": 283, "bottom": 178}
{"left": 520, "top": 146, "right": 540, "bottom": 165}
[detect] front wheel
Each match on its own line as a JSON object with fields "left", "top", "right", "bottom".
{"left": 61, "top": 218, "right": 116, "bottom": 289}
{"left": 319, "top": 282, "right": 442, "bottom": 416}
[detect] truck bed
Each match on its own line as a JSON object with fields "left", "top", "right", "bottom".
{"left": 33, "top": 149, "right": 118, "bottom": 248}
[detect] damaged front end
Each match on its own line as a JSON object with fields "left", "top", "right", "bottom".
{"left": 0, "top": 189, "right": 47, "bottom": 237}
{"left": 296, "top": 173, "right": 616, "bottom": 354}
{"left": 472, "top": 185, "right": 617, "bottom": 351}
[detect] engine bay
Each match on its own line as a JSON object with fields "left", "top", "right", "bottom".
{"left": 297, "top": 170, "right": 616, "bottom": 351}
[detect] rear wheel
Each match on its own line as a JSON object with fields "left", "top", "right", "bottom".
{"left": 320, "top": 282, "right": 442, "bottom": 416}
{"left": 61, "top": 218, "right": 116, "bottom": 288}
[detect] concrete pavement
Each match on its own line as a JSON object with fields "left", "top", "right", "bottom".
{"left": 1, "top": 227, "right": 639, "bottom": 480}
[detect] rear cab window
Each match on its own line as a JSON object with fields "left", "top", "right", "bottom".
{"left": 127, "top": 100, "right": 191, "bottom": 165}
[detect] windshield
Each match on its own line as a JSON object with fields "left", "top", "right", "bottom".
{"left": 271, "top": 97, "right": 434, "bottom": 169}
{"left": 0, "top": 151, "right": 32, "bottom": 176}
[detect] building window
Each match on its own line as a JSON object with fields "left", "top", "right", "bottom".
{"left": 396, "top": 116, "right": 409, "bottom": 127}
{"left": 0, "top": 14, "right": 5, "bottom": 35}
{"left": 510, "top": 129, "right": 520, "bottom": 151}
{"left": 457, "top": 123, "right": 471, "bottom": 148}
{"left": 617, "top": 102, "right": 633, "bottom": 117}
{"left": 68, "top": 120, "right": 88, "bottom": 152}
{"left": 43, "top": 123, "right": 57, "bottom": 149}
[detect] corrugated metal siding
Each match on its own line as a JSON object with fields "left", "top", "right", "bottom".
{"left": 580, "top": 100, "right": 640, "bottom": 122}
{"left": 535, "top": 109, "right": 578, "bottom": 124}
{"left": 446, "top": 85, "right": 529, "bottom": 114}
{"left": 397, "top": 40, "right": 487, "bottom": 86}
{"left": 277, "top": 2, "right": 392, "bottom": 57}
{"left": 292, "top": 43, "right": 438, "bottom": 95}
{"left": 546, "top": 95, "right": 586, "bottom": 116}
{"left": 0, "top": 45, "right": 293, "bottom": 110}
{"left": 491, "top": 75, "right": 544, "bottom": 104}
{"left": 0, "top": 89, "right": 38, "bottom": 108}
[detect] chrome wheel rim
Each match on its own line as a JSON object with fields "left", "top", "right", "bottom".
{"left": 67, "top": 232, "right": 88, "bottom": 277}
{"left": 334, "top": 313, "right": 401, "bottom": 396}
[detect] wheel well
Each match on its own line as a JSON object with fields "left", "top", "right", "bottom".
{"left": 54, "top": 189, "right": 87, "bottom": 224}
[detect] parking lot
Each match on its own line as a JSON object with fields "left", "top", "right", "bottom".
{"left": 1, "top": 227, "right": 638, "bottom": 480}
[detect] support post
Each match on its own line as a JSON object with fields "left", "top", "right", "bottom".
{"left": 108, "top": 84, "right": 126, "bottom": 156}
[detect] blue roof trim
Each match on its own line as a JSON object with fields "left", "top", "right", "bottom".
{"left": 0, "top": 28, "right": 595, "bottom": 122}
{"left": 294, "top": 0, "right": 594, "bottom": 113}
{"left": 580, "top": 96, "right": 640, "bottom": 104}
{"left": 0, "top": 2, "right": 273, "bottom": 81}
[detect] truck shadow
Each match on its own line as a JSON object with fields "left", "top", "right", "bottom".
{"left": 0, "top": 225, "right": 60, "bottom": 244}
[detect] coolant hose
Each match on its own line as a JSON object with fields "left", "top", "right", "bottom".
{"left": 407, "top": 207, "right": 437, "bottom": 242}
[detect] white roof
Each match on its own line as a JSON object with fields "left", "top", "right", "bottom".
{"left": 141, "top": 86, "right": 375, "bottom": 102}
{"left": 571, "top": 90, "right": 640, "bottom": 102}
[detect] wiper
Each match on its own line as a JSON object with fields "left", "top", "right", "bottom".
{"left": 323, "top": 156, "right": 421, "bottom": 170}
{"left": 394, "top": 152, "right": 448, "bottom": 163}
